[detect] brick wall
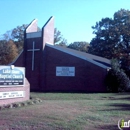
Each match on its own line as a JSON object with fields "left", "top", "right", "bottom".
{"left": 24, "top": 37, "right": 42, "bottom": 90}
{"left": 0, "top": 78, "right": 30, "bottom": 105}
{"left": 12, "top": 45, "right": 107, "bottom": 92}
{"left": 44, "top": 46, "right": 107, "bottom": 92}
{"left": 43, "top": 17, "right": 54, "bottom": 48}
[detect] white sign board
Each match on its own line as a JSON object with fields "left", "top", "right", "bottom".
{"left": 56, "top": 67, "right": 75, "bottom": 76}
{"left": 0, "top": 66, "right": 25, "bottom": 86}
{"left": 0, "top": 91, "right": 24, "bottom": 99}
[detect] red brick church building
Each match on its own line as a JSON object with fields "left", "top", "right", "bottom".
{"left": 11, "top": 16, "right": 111, "bottom": 92}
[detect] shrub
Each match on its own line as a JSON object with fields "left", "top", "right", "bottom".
{"left": 106, "top": 59, "right": 130, "bottom": 92}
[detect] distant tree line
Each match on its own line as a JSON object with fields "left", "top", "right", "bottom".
{"left": 54, "top": 28, "right": 89, "bottom": 52}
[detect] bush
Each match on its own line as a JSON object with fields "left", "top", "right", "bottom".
{"left": 106, "top": 59, "right": 130, "bottom": 92}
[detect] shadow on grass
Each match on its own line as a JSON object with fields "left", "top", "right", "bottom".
{"left": 100, "top": 92, "right": 130, "bottom": 101}
{"left": 95, "top": 124, "right": 118, "bottom": 130}
{"left": 105, "top": 93, "right": 130, "bottom": 111}
{"left": 99, "top": 103, "right": 130, "bottom": 112}
{"left": 117, "top": 97, "right": 130, "bottom": 100}
{"left": 109, "top": 103, "right": 130, "bottom": 111}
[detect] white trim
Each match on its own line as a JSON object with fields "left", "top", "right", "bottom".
{"left": 46, "top": 43, "right": 109, "bottom": 69}
{"left": 26, "top": 31, "right": 41, "bottom": 38}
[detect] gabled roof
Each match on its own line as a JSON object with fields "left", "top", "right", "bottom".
{"left": 46, "top": 44, "right": 111, "bottom": 69}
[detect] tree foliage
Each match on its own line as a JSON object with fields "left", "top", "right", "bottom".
{"left": 0, "top": 40, "right": 18, "bottom": 65}
{"left": 106, "top": 59, "right": 130, "bottom": 92}
{"left": 88, "top": 9, "right": 130, "bottom": 74}
{"left": 2, "top": 24, "right": 28, "bottom": 53}
{"left": 11, "top": 24, "right": 27, "bottom": 42}
{"left": 88, "top": 9, "right": 130, "bottom": 60}
{"left": 68, "top": 41, "right": 89, "bottom": 52}
{"left": 11, "top": 24, "right": 27, "bottom": 53}
{"left": 54, "top": 28, "right": 67, "bottom": 46}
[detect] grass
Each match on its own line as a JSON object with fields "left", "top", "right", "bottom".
{"left": 0, "top": 92, "right": 130, "bottom": 130}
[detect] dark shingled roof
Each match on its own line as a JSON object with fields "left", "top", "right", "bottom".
{"left": 46, "top": 44, "right": 111, "bottom": 69}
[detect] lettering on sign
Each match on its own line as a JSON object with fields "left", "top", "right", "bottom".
{"left": 56, "top": 67, "right": 75, "bottom": 76}
{"left": 0, "top": 91, "right": 24, "bottom": 99}
{"left": 0, "top": 66, "right": 25, "bottom": 86}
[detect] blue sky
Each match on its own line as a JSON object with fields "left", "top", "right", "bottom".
{"left": 0, "top": 0, "right": 129, "bottom": 44}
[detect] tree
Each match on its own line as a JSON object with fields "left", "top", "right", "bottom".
{"left": 0, "top": 40, "right": 18, "bottom": 65}
{"left": 68, "top": 41, "right": 89, "bottom": 52}
{"left": 11, "top": 24, "right": 28, "bottom": 53}
{"left": 88, "top": 9, "right": 130, "bottom": 72}
{"left": 11, "top": 24, "right": 28, "bottom": 42}
{"left": 88, "top": 9, "right": 130, "bottom": 59}
{"left": 2, "top": 24, "right": 28, "bottom": 53}
{"left": 54, "top": 28, "right": 67, "bottom": 46}
{"left": 106, "top": 59, "right": 130, "bottom": 92}
{"left": 2, "top": 30, "right": 12, "bottom": 41}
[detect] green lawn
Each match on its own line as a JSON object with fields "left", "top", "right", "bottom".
{"left": 0, "top": 92, "right": 130, "bottom": 130}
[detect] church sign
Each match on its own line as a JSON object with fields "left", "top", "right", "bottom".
{"left": 56, "top": 67, "right": 75, "bottom": 76}
{"left": 0, "top": 91, "right": 24, "bottom": 99}
{"left": 0, "top": 66, "right": 25, "bottom": 86}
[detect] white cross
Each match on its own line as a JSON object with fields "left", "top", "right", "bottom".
{"left": 27, "top": 41, "right": 40, "bottom": 71}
